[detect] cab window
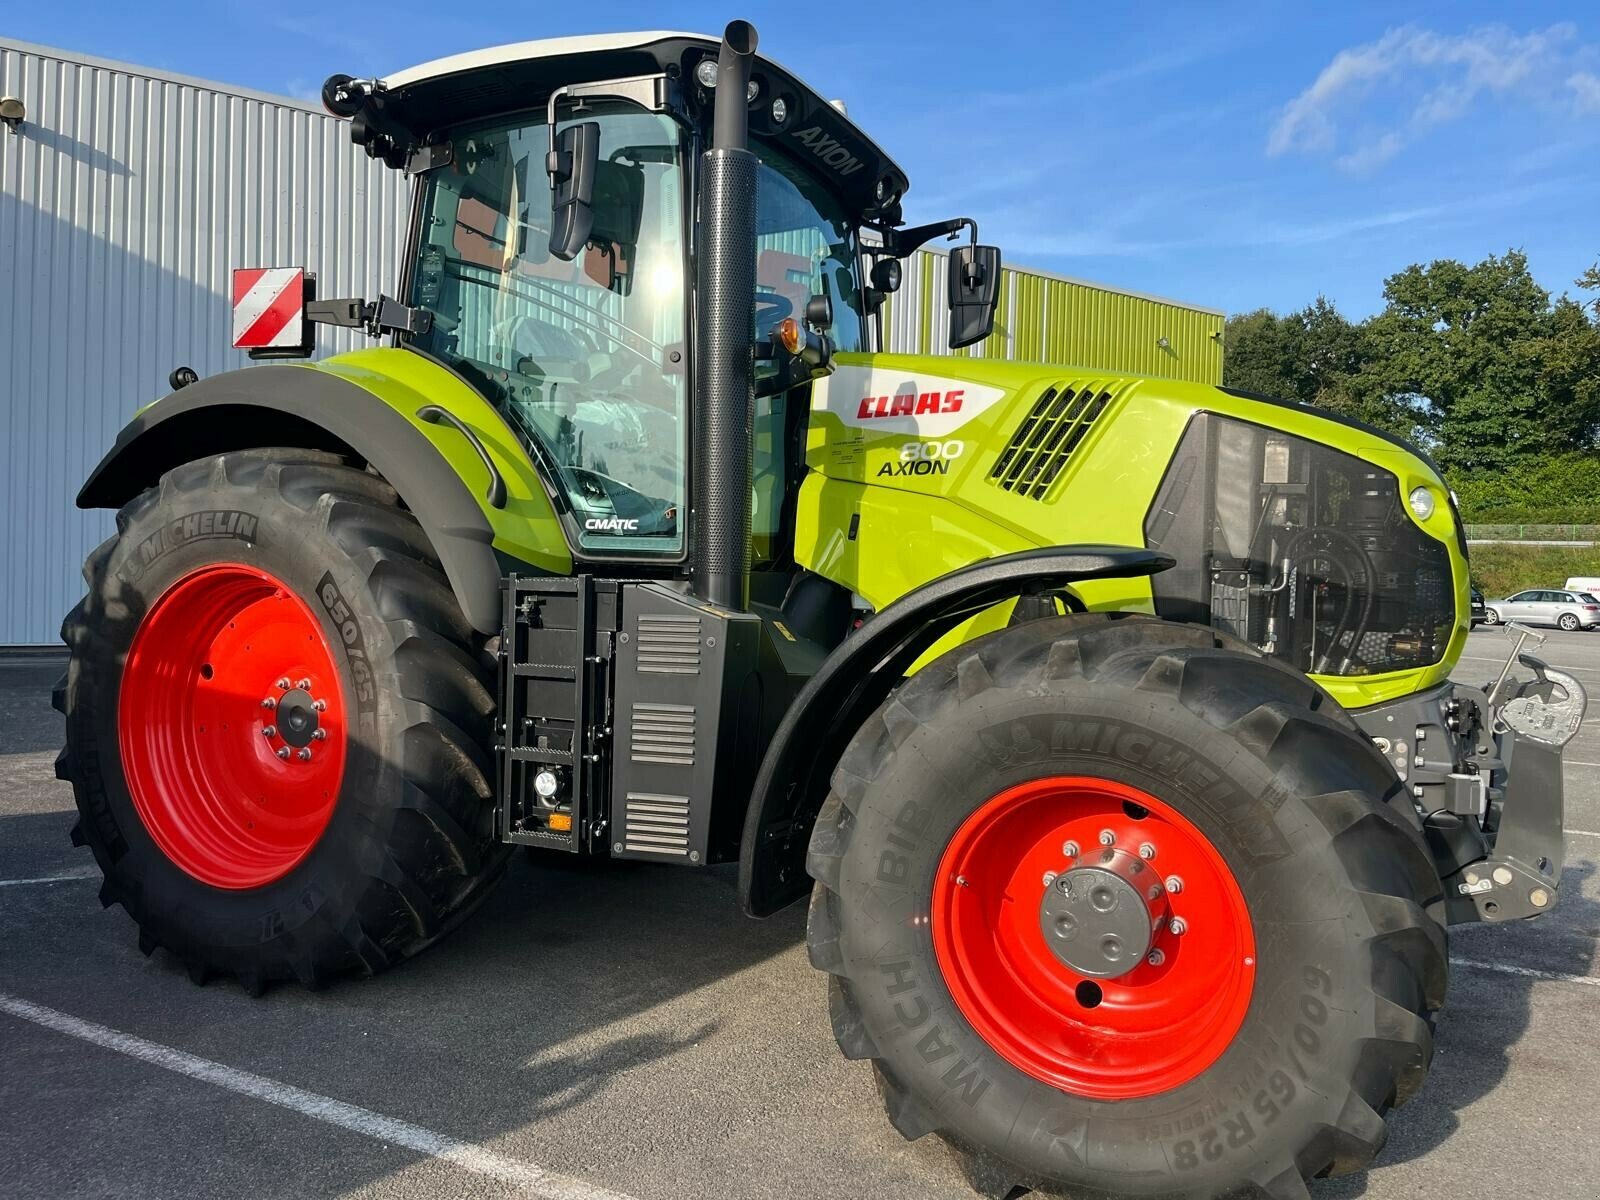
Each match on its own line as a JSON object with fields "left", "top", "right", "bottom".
{"left": 407, "top": 103, "right": 689, "bottom": 556}
{"left": 749, "top": 148, "right": 864, "bottom": 560}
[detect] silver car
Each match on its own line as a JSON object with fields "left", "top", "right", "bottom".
{"left": 1482, "top": 588, "right": 1600, "bottom": 631}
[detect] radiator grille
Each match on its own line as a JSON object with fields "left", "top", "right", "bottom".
{"left": 629, "top": 702, "right": 696, "bottom": 766}
{"left": 990, "top": 385, "right": 1112, "bottom": 499}
{"left": 623, "top": 792, "right": 692, "bottom": 856}
{"left": 636, "top": 613, "right": 702, "bottom": 674}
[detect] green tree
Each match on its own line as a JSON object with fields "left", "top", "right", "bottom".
{"left": 1362, "top": 250, "right": 1598, "bottom": 474}
{"left": 1580, "top": 260, "right": 1600, "bottom": 319}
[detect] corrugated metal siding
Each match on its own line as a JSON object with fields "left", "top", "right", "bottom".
{"left": 877, "top": 245, "right": 1223, "bottom": 385}
{"left": 0, "top": 39, "right": 409, "bottom": 645}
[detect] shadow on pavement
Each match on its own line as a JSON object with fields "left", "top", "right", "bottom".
{"left": 1316, "top": 856, "right": 1599, "bottom": 1197}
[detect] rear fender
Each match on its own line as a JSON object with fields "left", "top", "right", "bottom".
{"left": 77, "top": 351, "right": 572, "bottom": 634}
{"left": 736, "top": 544, "right": 1174, "bottom": 916}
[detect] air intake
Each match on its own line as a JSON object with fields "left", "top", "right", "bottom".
{"left": 622, "top": 792, "right": 692, "bottom": 856}
{"left": 629, "top": 702, "right": 696, "bottom": 766}
{"left": 636, "top": 613, "right": 702, "bottom": 674}
{"left": 990, "top": 385, "right": 1113, "bottom": 499}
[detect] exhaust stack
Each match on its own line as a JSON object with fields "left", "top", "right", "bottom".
{"left": 691, "top": 20, "right": 759, "bottom": 610}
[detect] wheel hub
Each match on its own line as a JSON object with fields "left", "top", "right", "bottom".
{"left": 1039, "top": 849, "right": 1168, "bottom": 978}
{"left": 267, "top": 686, "right": 324, "bottom": 750}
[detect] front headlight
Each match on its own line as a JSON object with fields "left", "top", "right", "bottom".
{"left": 1408, "top": 485, "right": 1436, "bottom": 521}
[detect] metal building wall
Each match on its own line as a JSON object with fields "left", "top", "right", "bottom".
{"left": 880, "top": 245, "right": 1224, "bottom": 385}
{"left": 0, "top": 38, "right": 410, "bottom": 645}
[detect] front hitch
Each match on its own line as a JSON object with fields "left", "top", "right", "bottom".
{"left": 1449, "top": 624, "right": 1584, "bottom": 922}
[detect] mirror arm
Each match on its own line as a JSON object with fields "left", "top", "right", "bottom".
{"left": 881, "top": 216, "right": 979, "bottom": 257}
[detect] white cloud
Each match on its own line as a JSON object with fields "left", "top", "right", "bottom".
{"left": 1572, "top": 72, "right": 1600, "bottom": 114}
{"left": 1269, "top": 23, "right": 1589, "bottom": 171}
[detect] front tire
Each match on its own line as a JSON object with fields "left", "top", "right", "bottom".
{"left": 1483, "top": 608, "right": 1501, "bottom": 625}
{"left": 56, "top": 450, "right": 507, "bottom": 990}
{"left": 806, "top": 614, "right": 1446, "bottom": 1199}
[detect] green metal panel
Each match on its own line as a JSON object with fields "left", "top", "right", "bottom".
{"left": 880, "top": 250, "right": 1223, "bottom": 385}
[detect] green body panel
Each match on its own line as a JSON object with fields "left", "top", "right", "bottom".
{"left": 880, "top": 252, "right": 1225, "bottom": 384}
{"left": 795, "top": 352, "right": 1468, "bottom": 708}
{"left": 303, "top": 348, "right": 571, "bottom": 575}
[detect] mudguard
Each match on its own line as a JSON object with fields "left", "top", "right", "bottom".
{"left": 736, "top": 544, "right": 1174, "bottom": 916}
{"left": 77, "top": 356, "right": 569, "bottom": 634}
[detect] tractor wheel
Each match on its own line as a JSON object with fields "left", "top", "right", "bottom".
{"left": 55, "top": 449, "right": 507, "bottom": 991}
{"left": 806, "top": 613, "right": 1446, "bottom": 1200}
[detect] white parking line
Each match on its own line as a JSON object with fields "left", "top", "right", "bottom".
{"left": 1452, "top": 959, "right": 1600, "bottom": 988}
{"left": 0, "top": 868, "right": 98, "bottom": 887}
{"left": 0, "top": 993, "right": 637, "bottom": 1200}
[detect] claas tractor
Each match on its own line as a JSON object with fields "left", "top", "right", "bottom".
{"left": 55, "top": 21, "right": 1583, "bottom": 1200}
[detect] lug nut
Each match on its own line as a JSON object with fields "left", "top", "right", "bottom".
{"left": 1098, "top": 829, "right": 1116, "bottom": 847}
{"left": 296, "top": 747, "right": 313, "bottom": 762}
{"left": 312, "top": 728, "right": 327, "bottom": 741}
{"left": 1165, "top": 875, "right": 1184, "bottom": 894}
{"left": 296, "top": 678, "right": 311, "bottom": 690}
{"left": 312, "top": 699, "right": 327, "bottom": 712}
{"left": 262, "top": 726, "right": 277, "bottom": 739}
{"left": 260, "top": 697, "right": 277, "bottom": 710}
{"left": 1062, "top": 840, "right": 1080, "bottom": 859}
{"left": 1147, "top": 949, "right": 1165, "bottom": 967}
{"left": 276, "top": 677, "right": 291, "bottom": 690}
{"left": 1169, "top": 917, "right": 1188, "bottom": 936}
{"left": 276, "top": 747, "right": 291, "bottom": 760}
{"left": 1042, "top": 870, "right": 1058, "bottom": 887}
{"left": 1138, "top": 842, "right": 1157, "bottom": 861}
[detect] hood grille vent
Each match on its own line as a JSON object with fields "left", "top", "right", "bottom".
{"left": 990, "top": 385, "right": 1113, "bottom": 499}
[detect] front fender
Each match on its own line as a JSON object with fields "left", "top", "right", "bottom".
{"left": 78, "top": 349, "right": 572, "bottom": 634}
{"left": 736, "top": 544, "right": 1174, "bottom": 916}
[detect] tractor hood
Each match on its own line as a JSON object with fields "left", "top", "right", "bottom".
{"left": 799, "top": 352, "right": 1468, "bottom": 709}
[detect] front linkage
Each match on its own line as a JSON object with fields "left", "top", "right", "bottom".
{"left": 1352, "top": 621, "right": 1581, "bottom": 925}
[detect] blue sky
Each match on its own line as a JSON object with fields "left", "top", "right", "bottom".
{"left": 9, "top": 1, "right": 1599, "bottom": 317}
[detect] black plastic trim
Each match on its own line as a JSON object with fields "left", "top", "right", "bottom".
{"left": 736, "top": 544, "right": 1175, "bottom": 916}
{"left": 76, "top": 367, "right": 504, "bottom": 635}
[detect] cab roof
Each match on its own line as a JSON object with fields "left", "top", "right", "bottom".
{"left": 365, "top": 30, "right": 909, "bottom": 223}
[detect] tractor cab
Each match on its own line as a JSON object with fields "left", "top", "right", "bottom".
{"left": 327, "top": 32, "right": 991, "bottom": 566}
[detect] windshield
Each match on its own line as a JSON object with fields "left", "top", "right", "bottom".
{"left": 753, "top": 146, "right": 864, "bottom": 354}
{"left": 408, "top": 102, "right": 688, "bottom": 555}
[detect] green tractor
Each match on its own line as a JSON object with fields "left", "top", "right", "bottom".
{"left": 56, "top": 21, "right": 1580, "bottom": 1200}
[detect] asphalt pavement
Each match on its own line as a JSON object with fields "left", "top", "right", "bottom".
{"left": 3, "top": 629, "right": 1599, "bottom": 1200}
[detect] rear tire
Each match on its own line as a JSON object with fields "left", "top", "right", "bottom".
{"left": 806, "top": 614, "right": 1446, "bottom": 1199}
{"left": 56, "top": 449, "right": 507, "bottom": 990}
{"left": 1559, "top": 613, "right": 1580, "bottom": 631}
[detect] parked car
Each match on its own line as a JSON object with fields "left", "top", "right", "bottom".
{"left": 1470, "top": 586, "right": 1486, "bottom": 626}
{"left": 1481, "top": 588, "right": 1600, "bottom": 630}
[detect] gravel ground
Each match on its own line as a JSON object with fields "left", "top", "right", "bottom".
{"left": 2, "top": 628, "right": 1598, "bottom": 1200}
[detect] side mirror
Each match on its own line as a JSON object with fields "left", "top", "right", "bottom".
{"left": 547, "top": 121, "right": 599, "bottom": 261}
{"left": 948, "top": 244, "right": 1001, "bottom": 349}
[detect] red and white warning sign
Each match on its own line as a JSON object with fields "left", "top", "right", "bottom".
{"left": 231, "top": 267, "right": 306, "bottom": 349}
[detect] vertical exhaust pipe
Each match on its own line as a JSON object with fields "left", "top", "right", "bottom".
{"left": 691, "top": 20, "right": 759, "bottom": 610}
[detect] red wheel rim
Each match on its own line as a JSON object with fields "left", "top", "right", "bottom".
{"left": 118, "top": 563, "right": 346, "bottom": 889}
{"left": 931, "top": 776, "right": 1255, "bottom": 1100}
